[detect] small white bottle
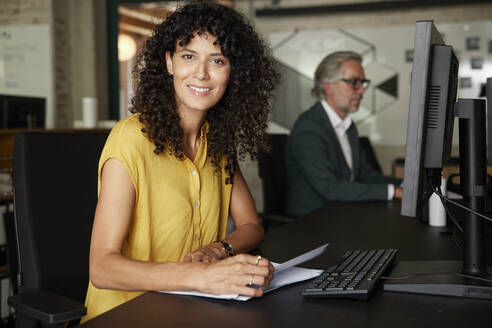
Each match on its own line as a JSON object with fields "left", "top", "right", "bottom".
{"left": 82, "top": 97, "right": 98, "bottom": 128}
{"left": 428, "top": 177, "right": 447, "bottom": 227}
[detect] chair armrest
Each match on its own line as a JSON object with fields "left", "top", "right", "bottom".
{"left": 8, "top": 291, "right": 86, "bottom": 324}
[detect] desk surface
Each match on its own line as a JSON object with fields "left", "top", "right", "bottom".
{"left": 79, "top": 202, "right": 492, "bottom": 328}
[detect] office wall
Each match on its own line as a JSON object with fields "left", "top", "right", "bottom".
{"left": 0, "top": 0, "right": 108, "bottom": 128}
{"left": 0, "top": 0, "right": 54, "bottom": 126}
{"left": 234, "top": 1, "right": 492, "bottom": 212}
{"left": 0, "top": 0, "right": 74, "bottom": 128}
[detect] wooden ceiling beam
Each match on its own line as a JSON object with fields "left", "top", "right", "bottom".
{"left": 118, "top": 14, "right": 156, "bottom": 32}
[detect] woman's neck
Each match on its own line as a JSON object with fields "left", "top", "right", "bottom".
{"left": 178, "top": 108, "right": 207, "bottom": 162}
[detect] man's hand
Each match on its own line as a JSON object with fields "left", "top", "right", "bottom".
{"left": 394, "top": 186, "right": 403, "bottom": 199}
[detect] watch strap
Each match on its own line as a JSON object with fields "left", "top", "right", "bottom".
{"left": 220, "top": 240, "right": 234, "bottom": 257}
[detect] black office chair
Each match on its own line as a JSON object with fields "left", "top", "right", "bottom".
{"left": 258, "top": 134, "right": 294, "bottom": 232}
{"left": 7, "top": 132, "right": 108, "bottom": 328}
{"left": 358, "top": 136, "right": 382, "bottom": 173}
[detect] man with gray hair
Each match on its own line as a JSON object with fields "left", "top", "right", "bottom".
{"left": 285, "top": 51, "right": 402, "bottom": 217}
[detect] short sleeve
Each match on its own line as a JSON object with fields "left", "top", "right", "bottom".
{"left": 97, "top": 115, "right": 146, "bottom": 197}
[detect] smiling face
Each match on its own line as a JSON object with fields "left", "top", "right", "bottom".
{"left": 323, "top": 59, "right": 367, "bottom": 120}
{"left": 165, "top": 32, "right": 231, "bottom": 116}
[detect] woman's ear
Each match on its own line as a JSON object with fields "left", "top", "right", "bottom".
{"left": 165, "top": 51, "right": 173, "bottom": 75}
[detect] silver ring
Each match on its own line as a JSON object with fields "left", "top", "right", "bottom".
{"left": 249, "top": 275, "right": 254, "bottom": 286}
{"left": 255, "top": 255, "right": 262, "bottom": 265}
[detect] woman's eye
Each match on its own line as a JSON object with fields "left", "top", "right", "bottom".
{"left": 182, "top": 54, "right": 194, "bottom": 60}
{"left": 213, "top": 58, "right": 225, "bottom": 65}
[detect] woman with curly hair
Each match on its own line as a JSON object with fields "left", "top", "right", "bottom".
{"left": 83, "top": 1, "right": 280, "bottom": 322}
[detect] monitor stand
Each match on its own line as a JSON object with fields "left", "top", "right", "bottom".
{"left": 385, "top": 99, "right": 492, "bottom": 301}
{"left": 383, "top": 261, "right": 492, "bottom": 300}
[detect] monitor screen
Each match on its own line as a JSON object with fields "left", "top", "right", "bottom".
{"left": 0, "top": 95, "right": 46, "bottom": 129}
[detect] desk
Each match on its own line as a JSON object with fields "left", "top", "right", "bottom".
{"left": 79, "top": 202, "right": 492, "bottom": 328}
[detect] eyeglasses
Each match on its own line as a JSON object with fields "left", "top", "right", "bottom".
{"left": 339, "top": 78, "right": 371, "bottom": 90}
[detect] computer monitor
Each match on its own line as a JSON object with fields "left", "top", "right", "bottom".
{"left": 485, "top": 78, "right": 492, "bottom": 165}
{"left": 384, "top": 20, "right": 492, "bottom": 300}
{"left": 400, "top": 21, "right": 458, "bottom": 218}
{"left": 0, "top": 95, "right": 46, "bottom": 129}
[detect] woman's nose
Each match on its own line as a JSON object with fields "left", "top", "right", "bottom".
{"left": 194, "top": 61, "right": 209, "bottom": 80}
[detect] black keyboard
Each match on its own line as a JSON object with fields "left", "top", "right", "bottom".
{"left": 301, "top": 248, "right": 398, "bottom": 300}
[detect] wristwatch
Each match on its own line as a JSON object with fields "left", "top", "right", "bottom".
{"left": 220, "top": 240, "right": 235, "bottom": 257}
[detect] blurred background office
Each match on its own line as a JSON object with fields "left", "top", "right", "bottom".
{"left": 0, "top": 0, "right": 491, "bottom": 229}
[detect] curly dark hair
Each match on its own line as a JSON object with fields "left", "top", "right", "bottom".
{"left": 130, "top": 1, "right": 280, "bottom": 184}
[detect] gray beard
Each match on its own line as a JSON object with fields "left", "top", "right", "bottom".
{"left": 340, "top": 105, "right": 359, "bottom": 116}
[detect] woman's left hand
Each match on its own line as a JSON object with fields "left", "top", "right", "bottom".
{"left": 183, "top": 242, "right": 225, "bottom": 263}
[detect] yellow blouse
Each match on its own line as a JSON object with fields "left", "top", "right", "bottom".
{"left": 83, "top": 114, "right": 232, "bottom": 322}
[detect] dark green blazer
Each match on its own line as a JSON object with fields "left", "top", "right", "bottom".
{"left": 285, "top": 101, "right": 402, "bottom": 217}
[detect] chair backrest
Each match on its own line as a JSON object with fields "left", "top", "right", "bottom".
{"left": 359, "top": 136, "right": 382, "bottom": 174}
{"left": 12, "top": 132, "right": 108, "bottom": 303}
{"left": 258, "top": 134, "right": 288, "bottom": 215}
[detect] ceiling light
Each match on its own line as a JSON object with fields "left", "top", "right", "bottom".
{"left": 118, "top": 34, "right": 137, "bottom": 62}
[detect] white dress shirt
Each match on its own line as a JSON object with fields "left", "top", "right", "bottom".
{"left": 322, "top": 100, "right": 354, "bottom": 180}
{"left": 321, "top": 100, "right": 394, "bottom": 200}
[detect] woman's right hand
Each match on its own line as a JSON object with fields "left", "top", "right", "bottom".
{"left": 195, "top": 254, "right": 274, "bottom": 297}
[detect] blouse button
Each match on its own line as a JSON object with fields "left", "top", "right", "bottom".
{"left": 191, "top": 170, "right": 196, "bottom": 175}
{"left": 195, "top": 235, "right": 200, "bottom": 241}
{"left": 194, "top": 202, "right": 199, "bottom": 207}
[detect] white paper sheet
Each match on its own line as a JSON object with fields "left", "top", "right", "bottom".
{"left": 273, "top": 243, "right": 328, "bottom": 272}
{"left": 161, "top": 243, "right": 328, "bottom": 301}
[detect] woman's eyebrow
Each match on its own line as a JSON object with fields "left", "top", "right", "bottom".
{"left": 178, "top": 48, "right": 197, "bottom": 53}
{"left": 178, "top": 48, "right": 224, "bottom": 57}
{"left": 209, "top": 53, "right": 225, "bottom": 57}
